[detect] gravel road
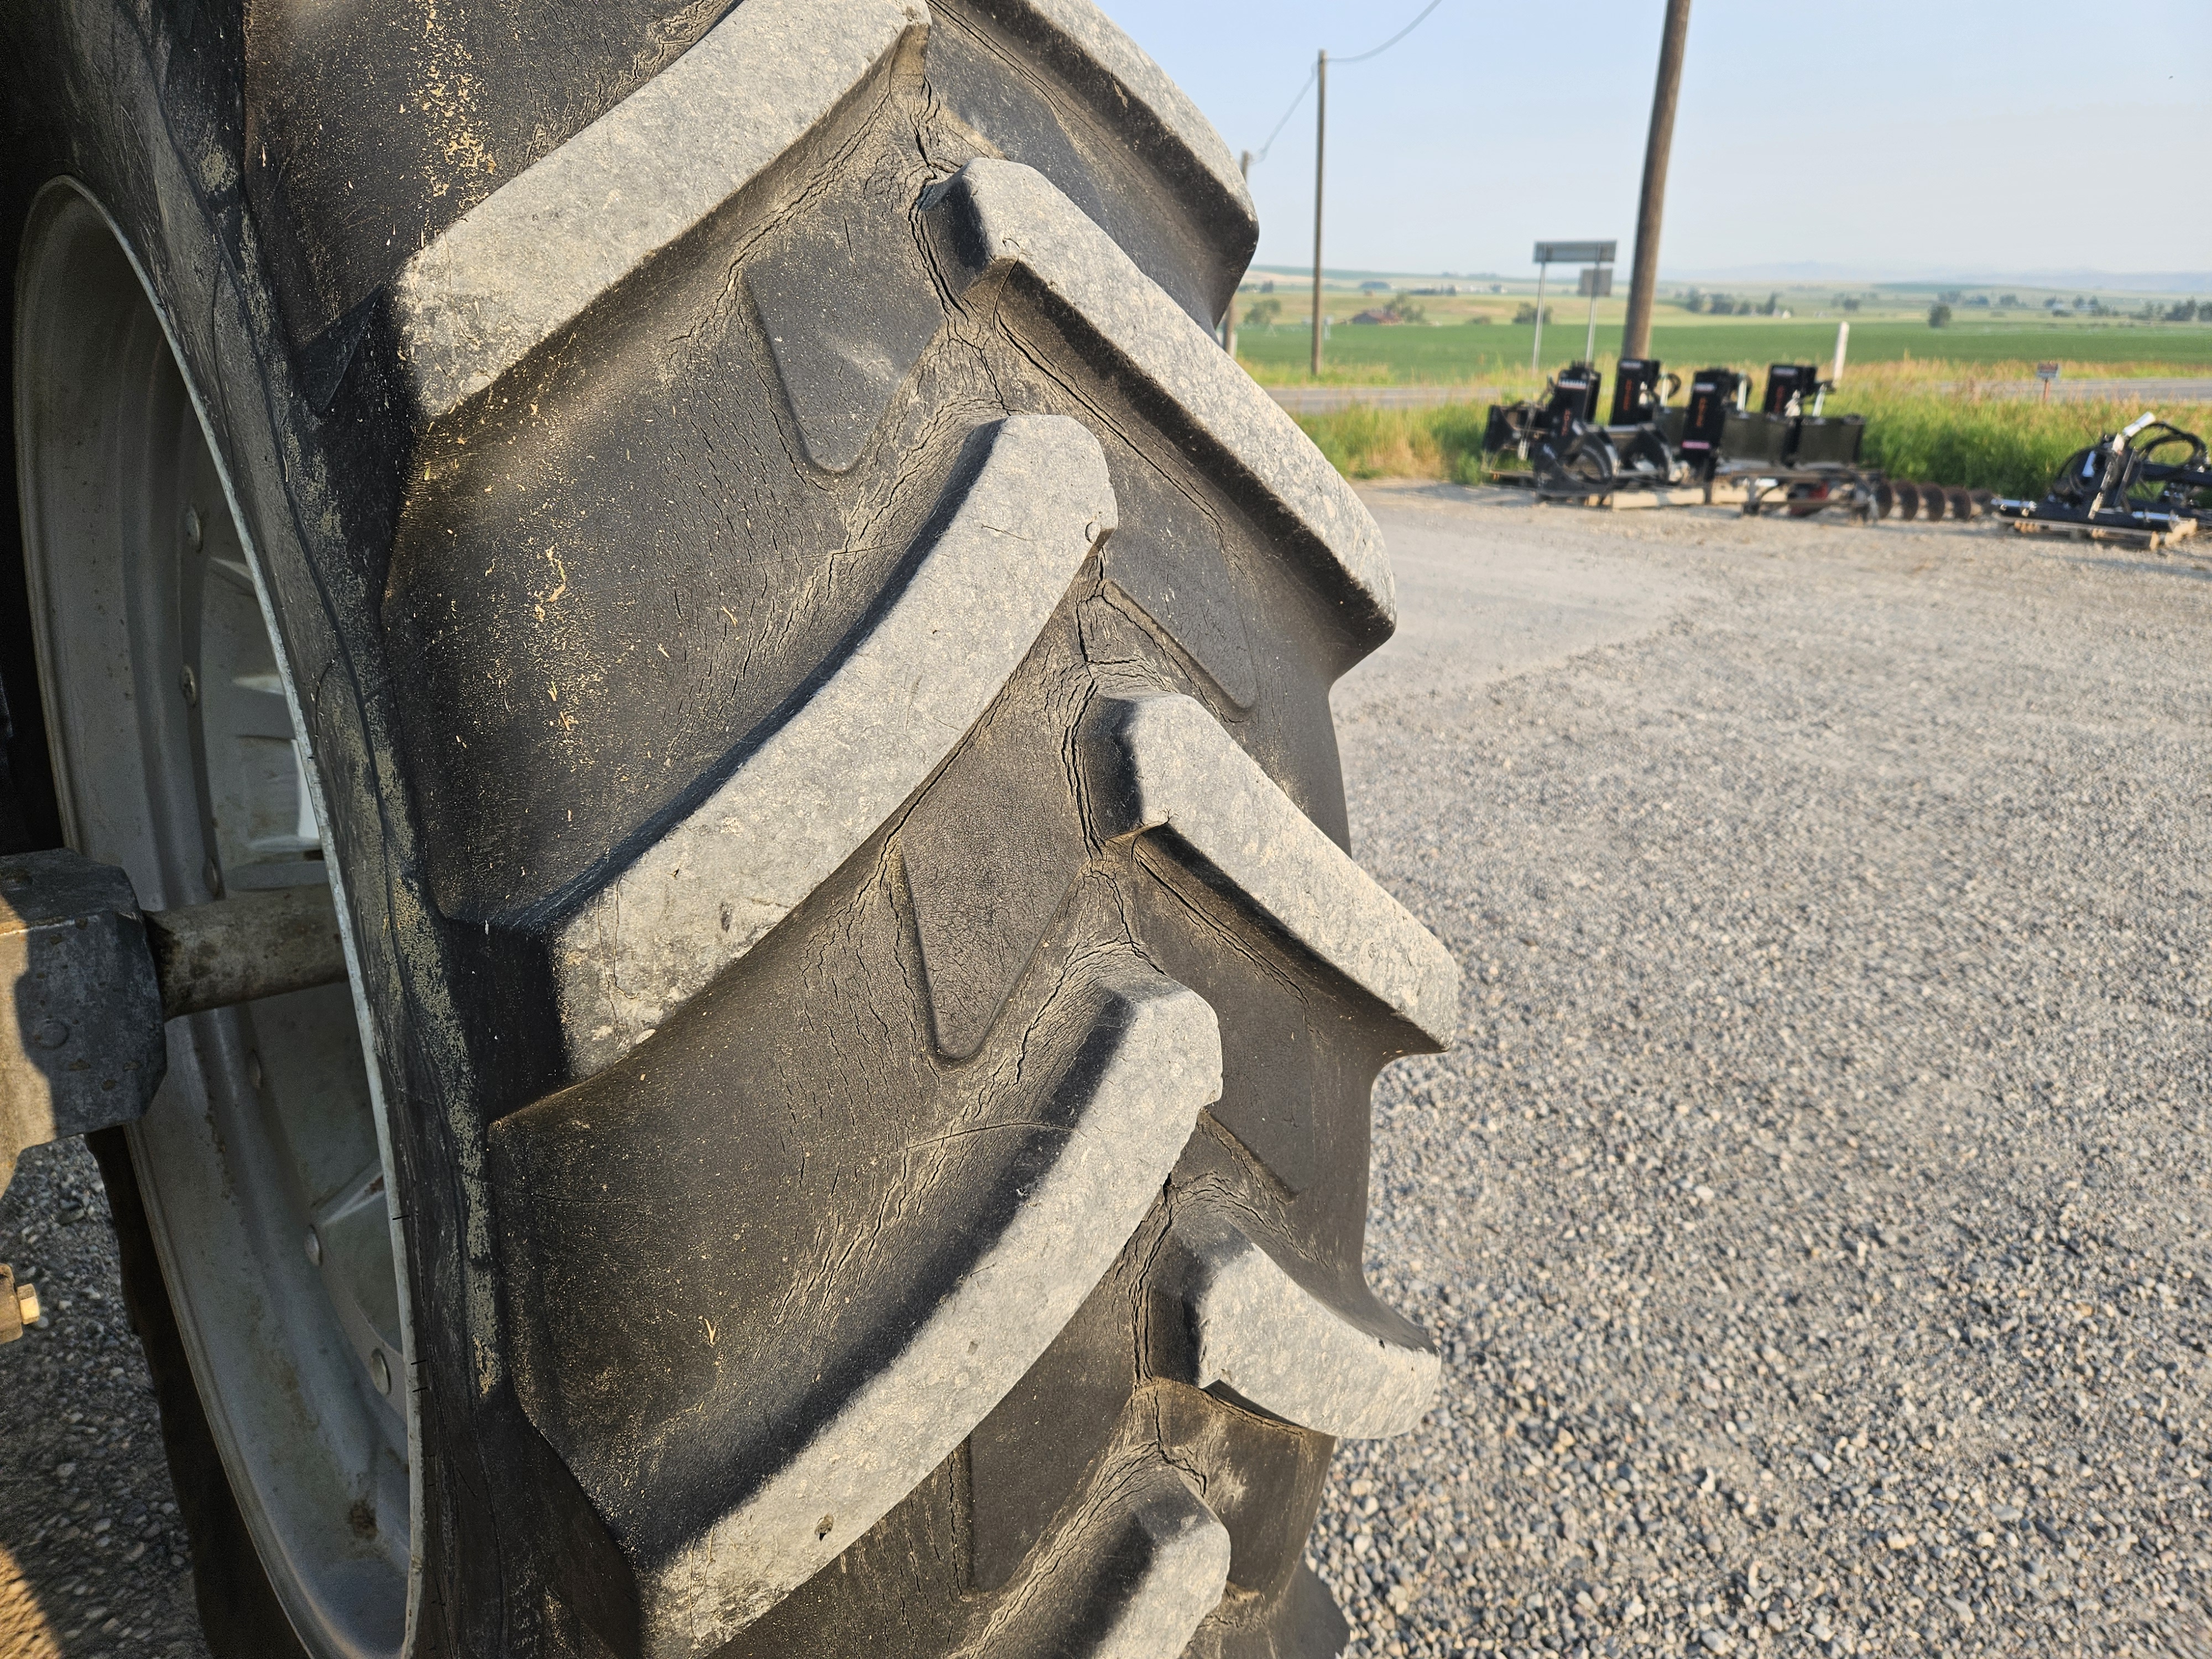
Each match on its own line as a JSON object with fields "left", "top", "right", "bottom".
{"left": 1311, "top": 484, "right": 2212, "bottom": 1659}
{"left": 0, "top": 1140, "right": 197, "bottom": 1658}
{"left": 3, "top": 486, "right": 2210, "bottom": 1659}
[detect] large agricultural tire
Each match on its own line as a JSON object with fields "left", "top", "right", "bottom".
{"left": 0, "top": 3, "right": 1458, "bottom": 1657}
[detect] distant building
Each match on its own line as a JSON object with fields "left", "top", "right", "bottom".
{"left": 1350, "top": 309, "right": 1402, "bottom": 325}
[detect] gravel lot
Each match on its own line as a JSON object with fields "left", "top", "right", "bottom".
{"left": 3, "top": 486, "right": 2210, "bottom": 1659}
{"left": 0, "top": 1139, "right": 198, "bottom": 1658}
{"left": 1313, "top": 484, "right": 2212, "bottom": 1659}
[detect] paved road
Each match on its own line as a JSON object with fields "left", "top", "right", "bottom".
{"left": 1310, "top": 484, "right": 2212, "bottom": 1659}
{"left": 1262, "top": 379, "right": 2212, "bottom": 416}
{"left": 1269, "top": 385, "right": 1500, "bottom": 415}
{"left": 1960, "top": 378, "right": 2212, "bottom": 407}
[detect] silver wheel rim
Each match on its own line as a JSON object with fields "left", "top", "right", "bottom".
{"left": 12, "top": 181, "right": 415, "bottom": 1658}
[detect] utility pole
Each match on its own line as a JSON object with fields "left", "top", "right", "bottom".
{"left": 1223, "top": 149, "right": 1253, "bottom": 359}
{"left": 1310, "top": 49, "right": 1327, "bottom": 378}
{"left": 1621, "top": 0, "right": 1692, "bottom": 361}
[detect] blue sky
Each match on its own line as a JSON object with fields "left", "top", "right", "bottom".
{"left": 1099, "top": 1, "right": 2212, "bottom": 281}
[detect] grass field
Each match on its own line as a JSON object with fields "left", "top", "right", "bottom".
{"left": 1235, "top": 316, "right": 2212, "bottom": 388}
{"left": 1292, "top": 393, "right": 2212, "bottom": 499}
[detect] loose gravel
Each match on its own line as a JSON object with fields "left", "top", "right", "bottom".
{"left": 4, "top": 486, "right": 2210, "bottom": 1659}
{"left": 1310, "top": 485, "right": 2212, "bottom": 1659}
{"left": 0, "top": 1140, "right": 201, "bottom": 1658}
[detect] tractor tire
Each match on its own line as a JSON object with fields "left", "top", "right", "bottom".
{"left": 1, "top": 3, "right": 1456, "bottom": 1657}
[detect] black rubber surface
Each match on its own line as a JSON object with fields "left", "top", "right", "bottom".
{"left": 2, "top": 4, "right": 1425, "bottom": 1655}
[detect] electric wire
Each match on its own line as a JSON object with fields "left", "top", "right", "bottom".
{"left": 1335, "top": 0, "right": 1447, "bottom": 64}
{"left": 1254, "top": 66, "right": 1316, "bottom": 163}
{"left": 1250, "top": 0, "right": 1449, "bottom": 164}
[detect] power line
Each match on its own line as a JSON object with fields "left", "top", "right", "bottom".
{"left": 1254, "top": 1, "right": 1453, "bottom": 376}
{"left": 1250, "top": 1, "right": 1448, "bottom": 164}
{"left": 1336, "top": 0, "right": 1447, "bottom": 64}
{"left": 1255, "top": 65, "right": 1317, "bottom": 163}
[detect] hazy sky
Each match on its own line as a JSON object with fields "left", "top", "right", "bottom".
{"left": 1099, "top": 1, "right": 2212, "bottom": 280}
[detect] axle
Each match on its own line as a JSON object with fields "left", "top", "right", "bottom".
{"left": 0, "top": 849, "right": 347, "bottom": 1341}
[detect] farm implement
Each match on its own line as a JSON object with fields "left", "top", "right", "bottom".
{"left": 1991, "top": 413, "right": 2210, "bottom": 550}
{"left": 1686, "top": 364, "right": 1884, "bottom": 521}
{"left": 1481, "top": 360, "right": 1699, "bottom": 505}
{"left": 1483, "top": 360, "right": 1994, "bottom": 528}
{"left": 1484, "top": 360, "right": 1871, "bottom": 512}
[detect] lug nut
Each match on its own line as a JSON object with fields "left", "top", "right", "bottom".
{"left": 179, "top": 665, "right": 197, "bottom": 706}
{"left": 304, "top": 1227, "right": 323, "bottom": 1267}
{"left": 371, "top": 1350, "right": 392, "bottom": 1395}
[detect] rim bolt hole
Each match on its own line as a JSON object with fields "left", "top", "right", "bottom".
{"left": 182, "top": 506, "right": 201, "bottom": 551}
{"left": 371, "top": 1351, "right": 392, "bottom": 1395}
{"left": 304, "top": 1227, "right": 322, "bottom": 1267}
{"left": 178, "top": 665, "right": 197, "bottom": 706}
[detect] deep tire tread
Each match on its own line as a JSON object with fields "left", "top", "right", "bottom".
{"left": 15, "top": 3, "right": 1449, "bottom": 1656}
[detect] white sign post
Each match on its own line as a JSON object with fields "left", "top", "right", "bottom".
{"left": 1577, "top": 264, "right": 1615, "bottom": 364}
{"left": 1532, "top": 241, "right": 1615, "bottom": 373}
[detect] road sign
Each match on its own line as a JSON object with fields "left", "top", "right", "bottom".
{"left": 1534, "top": 241, "right": 1616, "bottom": 266}
{"left": 1530, "top": 242, "right": 1617, "bottom": 370}
{"left": 1578, "top": 267, "right": 1614, "bottom": 298}
{"left": 2035, "top": 361, "right": 2061, "bottom": 380}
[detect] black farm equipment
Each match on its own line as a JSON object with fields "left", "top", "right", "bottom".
{"left": 1992, "top": 413, "right": 2210, "bottom": 550}
{"left": 1481, "top": 359, "right": 1695, "bottom": 504}
{"left": 1479, "top": 359, "right": 2000, "bottom": 527}
{"left": 1691, "top": 363, "right": 1881, "bottom": 520}
{"left": 1483, "top": 359, "right": 1879, "bottom": 513}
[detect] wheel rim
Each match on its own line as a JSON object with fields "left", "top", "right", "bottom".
{"left": 12, "top": 182, "right": 414, "bottom": 1658}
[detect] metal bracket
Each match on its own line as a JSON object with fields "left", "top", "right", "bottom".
{"left": 0, "top": 851, "right": 166, "bottom": 1194}
{"left": 0, "top": 848, "right": 347, "bottom": 1342}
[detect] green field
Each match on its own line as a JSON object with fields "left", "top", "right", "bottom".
{"left": 1234, "top": 317, "right": 2212, "bottom": 387}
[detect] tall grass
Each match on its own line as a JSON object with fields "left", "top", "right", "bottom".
{"left": 1825, "top": 388, "right": 2210, "bottom": 498}
{"left": 1291, "top": 390, "right": 2212, "bottom": 498}
{"left": 1291, "top": 401, "right": 1495, "bottom": 484}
